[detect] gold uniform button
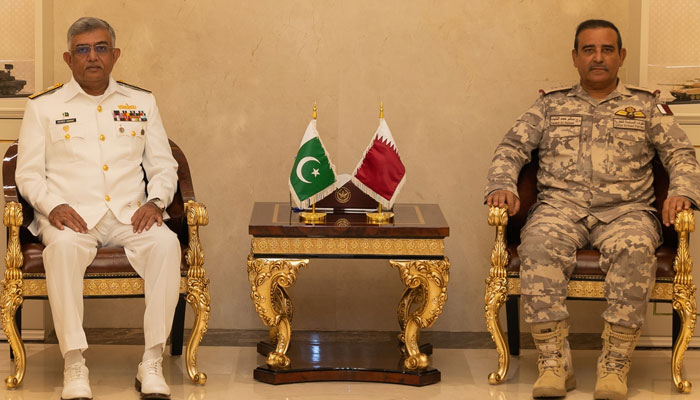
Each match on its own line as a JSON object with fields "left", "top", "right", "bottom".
{"left": 137, "top": 201, "right": 142, "bottom": 207}
{"left": 63, "top": 125, "right": 69, "bottom": 132}
{"left": 105, "top": 195, "right": 111, "bottom": 202}
{"left": 102, "top": 164, "right": 109, "bottom": 171}
{"left": 97, "top": 105, "right": 102, "bottom": 112}
{"left": 64, "top": 133, "right": 70, "bottom": 139}
{"left": 131, "top": 131, "right": 136, "bottom": 136}
{"left": 99, "top": 134, "right": 105, "bottom": 141}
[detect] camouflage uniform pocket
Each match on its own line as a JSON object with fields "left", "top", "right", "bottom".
{"left": 610, "top": 128, "right": 649, "bottom": 173}
{"left": 542, "top": 125, "right": 581, "bottom": 169}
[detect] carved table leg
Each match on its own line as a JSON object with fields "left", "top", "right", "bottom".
{"left": 390, "top": 258, "right": 449, "bottom": 370}
{"left": 397, "top": 286, "right": 426, "bottom": 345}
{"left": 184, "top": 201, "right": 210, "bottom": 385}
{"left": 268, "top": 286, "right": 293, "bottom": 344}
{"left": 2, "top": 201, "right": 25, "bottom": 388}
{"left": 247, "top": 255, "right": 308, "bottom": 368}
{"left": 671, "top": 209, "right": 696, "bottom": 393}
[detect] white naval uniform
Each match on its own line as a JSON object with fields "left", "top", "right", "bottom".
{"left": 16, "top": 77, "right": 181, "bottom": 356}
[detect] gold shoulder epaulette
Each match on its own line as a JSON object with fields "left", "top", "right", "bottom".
{"left": 28, "top": 83, "right": 63, "bottom": 99}
{"left": 539, "top": 86, "right": 572, "bottom": 96}
{"left": 116, "top": 80, "right": 151, "bottom": 93}
{"left": 625, "top": 84, "right": 659, "bottom": 96}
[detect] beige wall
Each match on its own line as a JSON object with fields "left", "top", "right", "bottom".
{"left": 43, "top": 1, "right": 634, "bottom": 332}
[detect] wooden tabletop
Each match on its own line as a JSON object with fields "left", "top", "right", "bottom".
{"left": 249, "top": 202, "right": 449, "bottom": 239}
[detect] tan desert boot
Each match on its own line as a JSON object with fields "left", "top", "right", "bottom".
{"left": 531, "top": 320, "right": 576, "bottom": 398}
{"left": 594, "top": 322, "right": 641, "bottom": 400}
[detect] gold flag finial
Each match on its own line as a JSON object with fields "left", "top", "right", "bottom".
{"left": 379, "top": 102, "right": 384, "bottom": 119}
{"left": 313, "top": 102, "right": 317, "bottom": 120}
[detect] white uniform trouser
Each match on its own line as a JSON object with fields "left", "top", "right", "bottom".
{"left": 38, "top": 210, "right": 181, "bottom": 356}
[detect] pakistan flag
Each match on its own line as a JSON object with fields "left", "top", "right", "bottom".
{"left": 289, "top": 119, "right": 337, "bottom": 208}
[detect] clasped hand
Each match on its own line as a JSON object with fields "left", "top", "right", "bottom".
{"left": 486, "top": 190, "right": 691, "bottom": 226}
{"left": 49, "top": 202, "right": 163, "bottom": 233}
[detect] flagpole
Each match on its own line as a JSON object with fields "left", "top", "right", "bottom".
{"left": 300, "top": 102, "right": 327, "bottom": 224}
{"left": 366, "top": 102, "right": 395, "bottom": 225}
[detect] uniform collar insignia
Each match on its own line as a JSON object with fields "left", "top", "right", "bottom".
{"left": 615, "top": 106, "right": 646, "bottom": 119}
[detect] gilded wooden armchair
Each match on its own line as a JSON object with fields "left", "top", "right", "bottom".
{"left": 484, "top": 151, "right": 696, "bottom": 393}
{"left": 0, "top": 140, "right": 210, "bottom": 388}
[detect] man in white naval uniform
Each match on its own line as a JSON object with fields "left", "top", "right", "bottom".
{"left": 16, "top": 17, "right": 180, "bottom": 400}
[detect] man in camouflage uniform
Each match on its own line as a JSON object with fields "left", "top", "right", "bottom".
{"left": 485, "top": 19, "right": 700, "bottom": 400}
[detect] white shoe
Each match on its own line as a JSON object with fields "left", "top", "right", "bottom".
{"left": 61, "top": 360, "right": 92, "bottom": 400}
{"left": 135, "top": 357, "right": 171, "bottom": 399}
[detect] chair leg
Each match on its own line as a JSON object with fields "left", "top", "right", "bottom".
{"left": 9, "top": 305, "right": 22, "bottom": 361}
{"left": 485, "top": 273, "right": 509, "bottom": 384}
{"left": 183, "top": 201, "right": 210, "bottom": 384}
{"left": 672, "top": 308, "right": 680, "bottom": 352}
{"left": 1, "top": 276, "right": 26, "bottom": 388}
{"left": 505, "top": 296, "right": 520, "bottom": 356}
{"left": 672, "top": 282, "right": 696, "bottom": 393}
{"left": 485, "top": 206, "right": 510, "bottom": 385}
{"left": 170, "top": 294, "right": 186, "bottom": 356}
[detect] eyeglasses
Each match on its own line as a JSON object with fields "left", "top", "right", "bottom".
{"left": 71, "top": 44, "right": 114, "bottom": 56}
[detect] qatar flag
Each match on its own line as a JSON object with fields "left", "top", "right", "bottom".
{"left": 352, "top": 118, "right": 406, "bottom": 209}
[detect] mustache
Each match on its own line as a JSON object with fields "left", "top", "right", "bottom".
{"left": 589, "top": 63, "right": 609, "bottom": 71}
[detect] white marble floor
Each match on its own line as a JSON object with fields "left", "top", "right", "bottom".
{"left": 0, "top": 343, "right": 698, "bottom": 399}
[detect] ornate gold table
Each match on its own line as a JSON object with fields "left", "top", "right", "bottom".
{"left": 247, "top": 202, "right": 450, "bottom": 385}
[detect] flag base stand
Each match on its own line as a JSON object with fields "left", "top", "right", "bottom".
{"left": 366, "top": 211, "right": 394, "bottom": 224}
{"left": 300, "top": 211, "right": 327, "bottom": 223}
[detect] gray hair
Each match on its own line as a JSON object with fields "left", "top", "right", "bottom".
{"left": 66, "top": 17, "right": 116, "bottom": 49}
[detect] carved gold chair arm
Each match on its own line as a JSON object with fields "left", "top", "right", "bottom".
{"left": 671, "top": 208, "right": 696, "bottom": 393}
{"left": 183, "top": 200, "right": 210, "bottom": 385}
{"left": 2, "top": 201, "right": 26, "bottom": 388}
{"left": 673, "top": 209, "right": 694, "bottom": 279}
{"left": 485, "top": 205, "right": 511, "bottom": 384}
{"left": 488, "top": 206, "right": 509, "bottom": 273}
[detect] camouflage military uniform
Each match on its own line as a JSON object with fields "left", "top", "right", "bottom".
{"left": 485, "top": 82, "right": 700, "bottom": 328}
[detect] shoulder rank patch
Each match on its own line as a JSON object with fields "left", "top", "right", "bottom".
{"left": 625, "top": 85, "right": 660, "bottom": 96}
{"left": 615, "top": 106, "right": 646, "bottom": 119}
{"left": 116, "top": 80, "right": 151, "bottom": 93}
{"left": 657, "top": 103, "right": 674, "bottom": 116}
{"left": 28, "top": 83, "right": 64, "bottom": 100}
{"left": 539, "top": 86, "right": 572, "bottom": 96}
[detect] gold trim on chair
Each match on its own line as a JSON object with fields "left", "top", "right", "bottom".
{"left": 671, "top": 209, "right": 696, "bottom": 393}
{"left": 184, "top": 201, "right": 210, "bottom": 385}
{"left": 1, "top": 140, "right": 209, "bottom": 389}
{"left": 484, "top": 206, "right": 697, "bottom": 393}
{"left": 0, "top": 199, "right": 212, "bottom": 389}
{"left": 484, "top": 206, "right": 510, "bottom": 385}
{"left": 505, "top": 278, "right": 675, "bottom": 301}
{"left": 1, "top": 201, "right": 25, "bottom": 388}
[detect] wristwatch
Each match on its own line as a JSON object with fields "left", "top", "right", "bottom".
{"left": 149, "top": 198, "right": 166, "bottom": 212}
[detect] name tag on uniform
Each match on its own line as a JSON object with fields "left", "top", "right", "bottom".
{"left": 550, "top": 115, "right": 582, "bottom": 126}
{"left": 55, "top": 118, "right": 76, "bottom": 124}
{"left": 613, "top": 118, "right": 646, "bottom": 131}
